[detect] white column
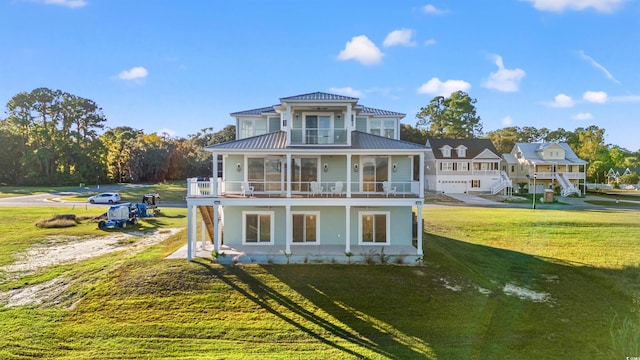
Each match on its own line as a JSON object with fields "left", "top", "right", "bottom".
{"left": 201, "top": 219, "right": 206, "bottom": 249}
{"left": 419, "top": 152, "right": 425, "bottom": 198}
{"left": 346, "top": 103, "right": 352, "bottom": 146}
{"left": 212, "top": 153, "right": 218, "bottom": 196}
{"left": 191, "top": 206, "right": 197, "bottom": 257}
{"left": 187, "top": 205, "right": 194, "bottom": 261}
{"left": 285, "top": 104, "right": 292, "bottom": 146}
{"left": 416, "top": 204, "right": 424, "bottom": 255}
{"left": 285, "top": 205, "right": 291, "bottom": 254}
{"left": 213, "top": 205, "right": 220, "bottom": 253}
{"left": 286, "top": 154, "right": 292, "bottom": 198}
{"left": 346, "top": 154, "right": 352, "bottom": 198}
{"left": 345, "top": 205, "right": 351, "bottom": 253}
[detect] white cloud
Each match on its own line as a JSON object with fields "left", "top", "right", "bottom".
{"left": 572, "top": 112, "right": 594, "bottom": 120}
{"left": 42, "top": 0, "right": 87, "bottom": 8}
{"left": 424, "top": 39, "right": 437, "bottom": 46}
{"left": 118, "top": 66, "right": 148, "bottom": 80}
{"left": 423, "top": 4, "right": 446, "bottom": 14}
{"left": 482, "top": 55, "right": 526, "bottom": 92}
{"left": 337, "top": 35, "right": 383, "bottom": 66}
{"left": 583, "top": 91, "right": 608, "bottom": 103}
{"left": 329, "top": 87, "right": 363, "bottom": 98}
{"left": 502, "top": 116, "right": 514, "bottom": 126}
{"left": 549, "top": 93, "right": 575, "bottom": 107}
{"left": 578, "top": 50, "right": 620, "bottom": 84}
{"left": 525, "top": 0, "right": 625, "bottom": 12}
{"left": 383, "top": 29, "right": 416, "bottom": 47}
{"left": 417, "top": 77, "right": 471, "bottom": 97}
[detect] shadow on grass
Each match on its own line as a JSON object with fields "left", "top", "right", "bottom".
{"left": 263, "top": 234, "right": 640, "bottom": 359}
{"left": 193, "top": 260, "right": 411, "bottom": 359}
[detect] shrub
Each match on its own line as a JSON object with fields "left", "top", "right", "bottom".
{"left": 35, "top": 214, "right": 78, "bottom": 228}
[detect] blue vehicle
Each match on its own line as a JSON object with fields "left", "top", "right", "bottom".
{"left": 98, "top": 202, "right": 153, "bottom": 229}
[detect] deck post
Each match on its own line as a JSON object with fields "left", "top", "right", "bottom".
{"left": 419, "top": 153, "right": 425, "bottom": 198}
{"left": 187, "top": 205, "right": 194, "bottom": 261}
{"left": 191, "top": 205, "right": 197, "bottom": 257}
{"left": 213, "top": 204, "right": 220, "bottom": 253}
{"left": 416, "top": 203, "right": 423, "bottom": 256}
{"left": 212, "top": 153, "right": 218, "bottom": 196}
{"left": 285, "top": 205, "right": 291, "bottom": 254}
{"left": 345, "top": 205, "right": 351, "bottom": 253}
{"left": 346, "top": 154, "right": 352, "bottom": 198}
{"left": 286, "top": 154, "right": 292, "bottom": 198}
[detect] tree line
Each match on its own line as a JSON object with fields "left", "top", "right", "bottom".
{"left": 1, "top": 88, "right": 637, "bottom": 186}
{"left": 0, "top": 88, "right": 234, "bottom": 186}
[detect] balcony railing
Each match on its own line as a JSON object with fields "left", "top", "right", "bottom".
{"left": 289, "top": 128, "right": 348, "bottom": 145}
{"left": 187, "top": 178, "right": 420, "bottom": 198}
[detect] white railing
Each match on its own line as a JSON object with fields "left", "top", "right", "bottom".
{"left": 186, "top": 178, "right": 420, "bottom": 198}
{"left": 471, "top": 170, "right": 501, "bottom": 176}
{"left": 557, "top": 173, "right": 580, "bottom": 196}
{"left": 289, "top": 128, "right": 348, "bottom": 145}
{"left": 491, "top": 171, "right": 513, "bottom": 195}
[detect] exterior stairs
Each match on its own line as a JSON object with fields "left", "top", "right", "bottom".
{"left": 491, "top": 171, "right": 513, "bottom": 195}
{"left": 557, "top": 173, "right": 581, "bottom": 197}
{"left": 198, "top": 206, "right": 215, "bottom": 241}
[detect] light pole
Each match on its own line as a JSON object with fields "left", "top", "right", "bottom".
{"left": 532, "top": 173, "right": 537, "bottom": 209}
{"left": 95, "top": 166, "right": 99, "bottom": 190}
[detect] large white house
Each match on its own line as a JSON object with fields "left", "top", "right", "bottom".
{"left": 185, "top": 92, "right": 428, "bottom": 263}
{"left": 424, "top": 138, "right": 512, "bottom": 195}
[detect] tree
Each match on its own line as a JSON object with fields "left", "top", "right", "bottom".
{"left": 400, "top": 123, "right": 428, "bottom": 145}
{"left": 415, "top": 91, "right": 482, "bottom": 139}
{"left": 485, "top": 127, "right": 519, "bottom": 155}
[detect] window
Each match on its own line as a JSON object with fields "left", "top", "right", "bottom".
{"left": 362, "top": 156, "right": 389, "bottom": 192}
{"left": 471, "top": 180, "right": 481, "bottom": 188}
{"left": 456, "top": 147, "right": 467, "bottom": 157}
{"left": 291, "top": 157, "right": 318, "bottom": 192}
{"left": 370, "top": 120, "right": 395, "bottom": 138}
{"left": 359, "top": 212, "right": 390, "bottom": 244}
{"left": 457, "top": 162, "right": 469, "bottom": 171}
{"left": 292, "top": 212, "right": 319, "bottom": 244}
{"left": 247, "top": 157, "right": 283, "bottom": 192}
{"left": 243, "top": 211, "right": 273, "bottom": 244}
{"left": 239, "top": 118, "right": 277, "bottom": 139}
{"left": 441, "top": 162, "right": 453, "bottom": 171}
{"left": 441, "top": 147, "right": 451, "bottom": 157}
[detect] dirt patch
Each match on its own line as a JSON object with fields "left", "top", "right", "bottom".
{"left": 503, "top": 283, "right": 550, "bottom": 302}
{"left": 0, "top": 228, "right": 182, "bottom": 307}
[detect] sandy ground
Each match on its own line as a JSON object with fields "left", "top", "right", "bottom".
{"left": 0, "top": 228, "right": 182, "bottom": 307}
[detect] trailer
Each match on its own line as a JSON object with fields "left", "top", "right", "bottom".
{"left": 98, "top": 202, "right": 153, "bottom": 229}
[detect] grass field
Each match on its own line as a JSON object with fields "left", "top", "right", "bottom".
{"left": 0, "top": 206, "right": 638, "bottom": 359}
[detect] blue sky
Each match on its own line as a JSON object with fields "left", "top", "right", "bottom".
{"left": 1, "top": 0, "right": 638, "bottom": 151}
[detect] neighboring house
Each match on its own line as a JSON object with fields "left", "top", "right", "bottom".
{"left": 424, "top": 138, "right": 511, "bottom": 195}
{"left": 606, "top": 167, "right": 637, "bottom": 184}
{"left": 185, "top": 92, "right": 427, "bottom": 263}
{"left": 503, "top": 142, "right": 586, "bottom": 196}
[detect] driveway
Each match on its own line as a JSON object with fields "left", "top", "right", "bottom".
{"left": 444, "top": 193, "right": 505, "bottom": 206}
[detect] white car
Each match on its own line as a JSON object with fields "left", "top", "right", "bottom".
{"left": 88, "top": 192, "right": 121, "bottom": 204}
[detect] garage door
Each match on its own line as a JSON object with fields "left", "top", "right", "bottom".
{"left": 440, "top": 181, "right": 467, "bottom": 193}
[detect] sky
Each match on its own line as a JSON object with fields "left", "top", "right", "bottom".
{"left": 1, "top": 0, "right": 639, "bottom": 151}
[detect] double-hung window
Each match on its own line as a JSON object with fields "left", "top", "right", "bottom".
{"left": 457, "top": 162, "right": 469, "bottom": 171}
{"left": 441, "top": 162, "right": 454, "bottom": 171}
{"left": 292, "top": 212, "right": 319, "bottom": 244}
{"left": 243, "top": 211, "right": 273, "bottom": 245}
{"left": 359, "top": 211, "right": 390, "bottom": 245}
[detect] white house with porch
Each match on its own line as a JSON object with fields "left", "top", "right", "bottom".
{"left": 503, "top": 142, "right": 586, "bottom": 196}
{"left": 185, "top": 92, "right": 427, "bottom": 263}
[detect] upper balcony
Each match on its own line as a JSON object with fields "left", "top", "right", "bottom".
{"left": 289, "top": 128, "right": 348, "bottom": 145}
{"left": 187, "top": 178, "right": 422, "bottom": 199}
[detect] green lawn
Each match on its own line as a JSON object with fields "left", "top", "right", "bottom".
{"left": 0, "top": 185, "right": 83, "bottom": 199}
{"left": 0, "top": 207, "right": 638, "bottom": 359}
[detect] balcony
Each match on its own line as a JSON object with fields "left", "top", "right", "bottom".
{"left": 290, "top": 128, "right": 348, "bottom": 145}
{"left": 187, "top": 178, "right": 421, "bottom": 199}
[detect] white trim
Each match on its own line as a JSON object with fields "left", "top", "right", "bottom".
{"left": 291, "top": 211, "right": 320, "bottom": 245}
{"left": 242, "top": 211, "right": 274, "bottom": 245}
{"left": 358, "top": 211, "right": 391, "bottom": 245}
{"left": 359, "top": 156, "right": 391, "bottom": 192}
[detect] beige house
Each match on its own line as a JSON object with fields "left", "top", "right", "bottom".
{"left": 503, "top": 142, "right": 586, "bottom": 196}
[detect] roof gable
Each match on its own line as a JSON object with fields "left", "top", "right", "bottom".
{"left": 426, "top": 138, "right": 499, "bottom": 159}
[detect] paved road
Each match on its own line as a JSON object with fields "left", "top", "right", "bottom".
{"left": 0, "top": 185, "right": 185, "bottom": 209}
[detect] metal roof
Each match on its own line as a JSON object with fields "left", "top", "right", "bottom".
{"left": 358, "top": 106, "right": 405, "bottom": 117}
{"left": 230, "top": 106, "right": 278, "bottom": 116}
{"left": 425, "top": 138, "right": 500, "bottom": 159}
{"left": 205, "top": 130, "right": 426, "bottom": 152}
{"left": 280, "top": 92, "right": 358, "bottom": 102}
{"left": 514, "top": 142, "right": 587, "bottom": 164}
